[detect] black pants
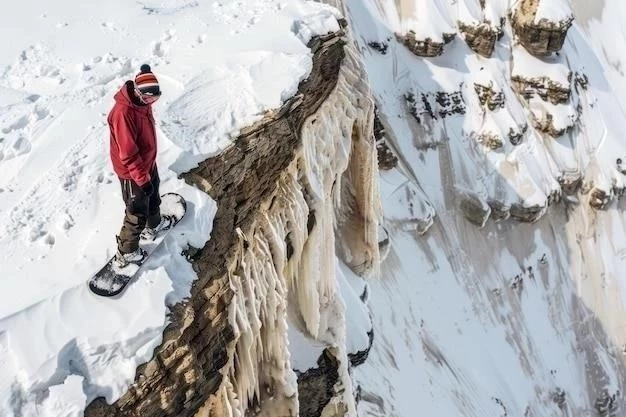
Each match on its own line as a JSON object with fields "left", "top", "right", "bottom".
{"left": 117, "top": 166, "right": 161, "bottom": 253}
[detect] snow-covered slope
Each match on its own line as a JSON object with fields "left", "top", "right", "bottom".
{"left": 348, "top": 0, "right": 626, "bottom": 415}
{"left": 5, "top": 0, "right": 626, "bottom": 416}
{"left": 0, "top": 1, "right": 339, "bottom": 415}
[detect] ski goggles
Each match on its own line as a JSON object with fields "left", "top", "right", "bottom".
{"left": 135, "top": 88, "right": 161, "bottom": 105}
{"left": 138, "top": 90, "right": 161, "bottom": 105}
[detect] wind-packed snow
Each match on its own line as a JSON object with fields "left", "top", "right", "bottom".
{"left": 535, "top": 0, "right": 573, "bottom": 22}
{"left": 397, "top": 0, "right": 455, "bottom": 42}
{"left": 511, "top": 45, "right": 571, "bottom": 86}
{"left": 0, "top": 0, "right": 339, "bottom": 416}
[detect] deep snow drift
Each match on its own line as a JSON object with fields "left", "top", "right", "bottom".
{"left": 0, "top": 1, "right": 339, "bottom": 415}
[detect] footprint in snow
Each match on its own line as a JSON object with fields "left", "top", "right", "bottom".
{"left": 57, "top": 214, "right": 75, "bottom": 232}
{"left": 44, "top": 234, "right": 55, "bottom": 246}
{"left": 0, "top": 99, "right": 53, "bottom": 162}
{"left": 152, "top": 29, "right": 177, "bottom": 61}
{"left": 28, "top": 224, "right": 56, "bottom": 247}
{"left": 2, "top": 114, "right": 30, "bottom": 133}
{"left": 0, "top": 135, "right": 32, "bottom": 162}
{"left": 28, "top": 227, "right": 46, "bottom": 242}
{"left": 152, "top": 41, "right": 167, "bottom": 58}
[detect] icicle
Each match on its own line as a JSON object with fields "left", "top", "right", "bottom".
{"left": 206, "top": 12, "right": 380, "bottom": 415}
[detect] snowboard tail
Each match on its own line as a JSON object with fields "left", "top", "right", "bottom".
{"left": 88, "top": 193, "right": 187, "bottom": 297}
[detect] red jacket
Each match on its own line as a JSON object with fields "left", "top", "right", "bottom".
{"left": 108, "top": 82, "right": 157, "bottom": 186}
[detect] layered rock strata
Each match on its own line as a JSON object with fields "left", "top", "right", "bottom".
{"left": 374, "top": 109, "right": 397, "bottom": 170}
{"left": 511, "top": 0, "right": 574, "bottom": 56}
{"left": 458, "top": 19, "right": 504, "bottom": 57}
{"left": 474, "top": 83, "right": 506, "bottom": 111}
{"left": 511, "top": 75, "right": 571, "bottom": 105}
{"left": 405, "top": 89, "right": 466, "bottom": 124}
{"left": 397, "top": 31, "right": 456, "bottom": 58}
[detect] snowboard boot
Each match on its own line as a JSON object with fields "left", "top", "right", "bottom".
{"left": 141, "top": 215, "right": 176, "bottom": 241}
{"left": 114, "top": 247, "right": 147, "bottom": 268}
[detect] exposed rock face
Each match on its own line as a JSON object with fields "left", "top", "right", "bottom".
{"left": 511, "top": 71, "right": 585, "bottom": 139}
{"left": 459, "top": 193, "right": 491, "bottom": 227}
{"left": 296, "top": 350, "right": 339, "bottom": 417}
{"left": 474, "top": 131, "right": 503, "bottom": 150}
{"left": 474, "top": 82, "right": 506, "bottom": 110}
{"left": 406, "top": 88, "right": 466, "bottom": 124}
{"left": 508, "top": 124, "right": 528, "bottom": 145}
{"left": 84, "top": 27, "right": 372, "bottom": 417}
{"left": 534, "top": 112, "right": 575, "bottom": 137}
{"left": 374, "top": 110, "right": 397, "bottom": 170}
{"left": 511, "top": 73, "right": 578, "bottom": 138}
{"left": 458, "top": 19, "right": 504, "bottom": 57}
{"left": 487, "top": 199, "right": 510, "bottom": 221}
{"left": 509, "top": 202, "right": 546, "bottom": 223}
{"left": 511, "top": 75, "right": 571, "bottom": 105}
{"left": 511, "top": 0, "right": 574, "bottom": 56}
{"left": 367, "top": 38, "right": 391, "bottom": 55}
{"left": 397, "top": 31, "right": 456, "bottom": 58}
{"left": 559, "top": 174, "right": 583, "bottom": 195}
{"left": 376, "top": 138, "right": 397, "bottom": 170}
{"left": 589, "top": 188, "right": 611, "bottom": 210}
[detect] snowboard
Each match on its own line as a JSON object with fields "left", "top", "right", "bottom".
{"left": 88, "top": 192, "right": 187, "bottom": 297}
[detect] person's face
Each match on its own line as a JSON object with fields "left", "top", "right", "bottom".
{"left": 136, "top": 88, "right": 161, "bottom": 105}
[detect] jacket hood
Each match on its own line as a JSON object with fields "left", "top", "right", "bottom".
{"left": 113, "top": 81, "right": 150, "bottom": 113}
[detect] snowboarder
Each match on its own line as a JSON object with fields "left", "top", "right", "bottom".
{"left": 108, "top": 64, "right": 169, "bottom": 267}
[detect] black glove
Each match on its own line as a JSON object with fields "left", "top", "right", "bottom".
{"left": 140, "top": 181, "right": 154, "bottom": 196}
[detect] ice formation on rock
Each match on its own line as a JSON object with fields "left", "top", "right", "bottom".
{"left": 192, "top": 7, "right": 379, "bottom": 414}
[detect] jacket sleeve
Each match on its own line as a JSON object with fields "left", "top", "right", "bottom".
{"left": 110, "top": 110, "right": 151, "bottom": 186}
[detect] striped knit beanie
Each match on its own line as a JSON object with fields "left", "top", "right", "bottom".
{"left": 134, "top": 64, "right": 160, "bottom": 95}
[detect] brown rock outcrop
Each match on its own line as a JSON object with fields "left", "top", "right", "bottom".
{"left": 459, "top": 193, "right": 490, "bottom": 227}
{"left": 487, "top": 200, "right": 510, "bottom": 221}
{"left": 397, "top": 31, "right": 456, "bottom": 57}
{"left": 475, "top": 131, "right": 503, "bottom": 150}
{"left": 459, "top": 19, "right": 504, "bottom": 57}
{"left": 374, "top": 109, "right": 397, "bottom": 170}
{"left": 559, "top": 174, "right": 582, "bottom": 195}
{"left": 474, "top": 82, "right": 506, "bottom": 110}
{"left": 533, "top": 112, "right": 575, "bottom": 138}
{"left": 508, "top": 124, "right": 528, "bottom": 146}
{"left": 297, "top": 350, "right": 340, "bottom": 417}
{"left": 511, "top": 71, "right": 580, "bottom": 138}
{"left": 589, "top": 188, "right": 610, "bottom": 210}
{"left": 406, "top": 88, "right": 466, "bottom": 124}
{"left": 509, "top": 202, "right": 545, "bottom": 223}
{"left": 511, "top": 0, "right": 574, "bottom": 56}
{"left": 511, "top": 74, "right": 571, "bottom": 105}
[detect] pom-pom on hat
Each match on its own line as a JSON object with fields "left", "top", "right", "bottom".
{"left": 134, "top": 64, "right": 160, "bottom": 96}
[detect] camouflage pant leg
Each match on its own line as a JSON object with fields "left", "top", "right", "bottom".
{"left": 117, "top": 166, "right": 161, "bottom": 253}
